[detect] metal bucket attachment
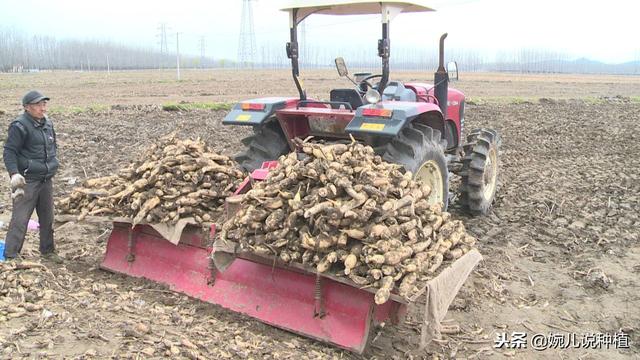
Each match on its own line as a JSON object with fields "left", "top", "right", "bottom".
{"left": 100, "top": 222, "right": 404, "bottom": 353}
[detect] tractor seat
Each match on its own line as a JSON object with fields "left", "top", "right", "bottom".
{"left": 330, "top": 89, "right": 364, "bottom": 110}
{"left": 382, "top": 81, "right": 417, "bottom": 102}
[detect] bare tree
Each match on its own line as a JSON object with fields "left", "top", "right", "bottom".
{"left": 1, "top": 27, "right": 637, "bottom": 74}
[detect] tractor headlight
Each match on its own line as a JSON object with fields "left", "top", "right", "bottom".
{"left": 365, "top": 89, "right": 381, "bottom": 104}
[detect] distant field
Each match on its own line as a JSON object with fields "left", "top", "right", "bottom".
{"left": 1, "top": 69, "right": 639, "bottom": 111}
{"left": 0, "top": 67, "right": 639, "bottom": 359}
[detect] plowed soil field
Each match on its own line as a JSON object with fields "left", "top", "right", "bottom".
{"left": 0, "top": 70, "right": 638, "bottom": 359}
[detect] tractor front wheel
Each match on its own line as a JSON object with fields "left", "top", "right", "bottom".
{"left": 381, "top": 122, "right": 449, "bottom": 210}
{"left": 459, "top": 128, "right": 500, "bottom": 215}
{"left": 235, "top": 118, "right": 290, "bottom": 172}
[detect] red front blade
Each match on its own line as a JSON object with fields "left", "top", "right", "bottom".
{"left": 101, "top": 223, "right": 401, "bottom": 353}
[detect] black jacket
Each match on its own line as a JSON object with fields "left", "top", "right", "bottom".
{"left": 3, "top": 112, "right": 59, "bottom": 182}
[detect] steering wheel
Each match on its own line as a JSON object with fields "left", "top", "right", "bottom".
{"left": 358, "top": 74, "right": 383, "bottom": 91}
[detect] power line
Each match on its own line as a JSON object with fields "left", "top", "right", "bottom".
{"left": 157, "top": 23, "right": 169, "bottom": 54}
{"left": 199, "top": 35, "right": 206, "bottom": 68}
{"left": 176, "top": 32, "right": 181, "bottom": 80}
{"left": 197, "top": 14, "right": 378, "bottom": 40}
{"left": 156, "top": 22, "right": 169, "bottom": 69}
{"left": 238, "top": 0, "right": 257, "bottom": 68}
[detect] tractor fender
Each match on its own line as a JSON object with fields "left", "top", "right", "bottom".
{"left": 344, "top": 101, "right": 444, "bottom": 138}
{"left": 222, "top": 97, "right": 298, "bottom": 126}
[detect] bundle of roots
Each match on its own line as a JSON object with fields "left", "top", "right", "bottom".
{"left": 57, "top": 133, "right": 245, "bottom": 226}
{"left": 220, "top": 138, "right": 477, "bottom": 304}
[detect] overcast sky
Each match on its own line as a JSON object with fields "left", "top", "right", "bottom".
{"left": 1, "top": 0, "right": 639, "bottom": 63}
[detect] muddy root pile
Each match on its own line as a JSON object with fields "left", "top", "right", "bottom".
{"left": 220, "top": 139, "right": 477, "bottom": 304}
{"left": 0, "top": 261, "right": 55, "bottom": 323}
{"left": 56, "top": 134, "right": 245, "bottom": 226}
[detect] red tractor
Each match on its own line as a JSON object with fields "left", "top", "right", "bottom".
{"left": 223, "top": 1, "right": 499, "bottom": 214}
{"left": 224, "top": 0, "right": 499, "bottom": 214}
{"left": 98, "top": 3, "right": 492, "bottom": 353}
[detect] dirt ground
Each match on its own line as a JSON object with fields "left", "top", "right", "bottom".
{"left": 1, "top": 70, "right": 639, "bottom": 110}
{"left": 0, "top": 70, "right": 638, "bottom": 359}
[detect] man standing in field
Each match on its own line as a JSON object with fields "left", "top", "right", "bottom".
{"left": 2, "top": 90, "right": 62, "bottom": 263}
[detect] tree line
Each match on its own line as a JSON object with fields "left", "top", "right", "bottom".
{"left": 1, "top": 28, "right": 638, "bottom": 74}
{"left": 0, "top": 28, "right": 217, "bottom": 72}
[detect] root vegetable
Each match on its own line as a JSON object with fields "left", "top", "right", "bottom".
{"left": 384, "top": 246, "right": 413, "bottom": 266}
{"left": 300, "top": 232, "right": 334, "bottom": 250}
{"left": 341, "top": 228, "right": 366, "bottom": 240}
{"left": 84, "top": 175, "right": 118, "bottom": 188}
{"left": 214, "top": 139, "right": 478, "bottom": 303}
{"left": 381, "top": 265, "right": 395, "bottom": 276}
{"left": 427, "top": 253, "right": 444, "bottom": 274}
{"left": 133, "top": 196, "right": 161, "bottom": 225}
{"left": 369, "top": 268, "right": 383, "bottom": 280}
{"left": 398, "top": 272, "right": 417, "bottom": 297}
{"left": 264, "top": 198, "right": 284, "bottom": 210}
{"left": 413, "top": 252, "right": 430, "bottom": 272}
{"left": 369, "top": 224, "right": 391, "bottom": 239}
{"left": 367, "top": 254, "right": 386, "bottom": 266}
{"left": 304, "top": 201, "right": 333, "bottom": 218}
{"left": 344, "top": 254, "right": 358, "bottom": 275}
{"left": 374, "top": 276, "right": 394, "bottom": 305}
{"left": 337, "top": 232, "right": 348, "bottom": 247}
{"left": 445, "top": 248, "right": 464, "bottom": 260}
{"left": 348, "top": 273, "right": 368, "bottom": 286}
{"left": 430, "top": 215, "right": 444, "bottom": 231}
{"left": 411, "top": 240, "right": 432, "bottom": 253}
{"left": 59, "top": 135, "right": 244, "bottom": 226}
{"left": 265, "top": 209, "right": 285, "bottom": 231}
{"left": 374, "top": 240, "right": 391, "bottom": 253}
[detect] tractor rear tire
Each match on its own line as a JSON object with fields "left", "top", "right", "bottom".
{"left": 381, "top": 122, "right": 449, "bottom": 210}
{"left": 459, "top": 128, "right": 500, "bottom": 215}
{"left": 234, "top": 118, "right": 290, "bottom": 172}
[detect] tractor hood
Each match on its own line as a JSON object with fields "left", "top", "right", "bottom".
{"left": 280, "top": 1, "right": 434, "bottom": 20}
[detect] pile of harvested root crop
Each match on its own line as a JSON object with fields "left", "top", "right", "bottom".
{"left": 0, "top": 261, "right": 55, "bottom": 324}
{"left": 56, "top": 133, "right": 245, "bottom": 225}
{"left": 220, "top": 139, "right": 477, "bottom": 304}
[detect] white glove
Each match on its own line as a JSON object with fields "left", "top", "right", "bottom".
{"left": 10, "top": 174, "right": 25, "bottom": 190}
{"left": 11, "top": 187, "right": 24, "bottom": 200}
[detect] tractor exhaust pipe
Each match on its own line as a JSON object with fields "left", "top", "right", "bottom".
{"left": 434, "top": 33, "right": 448, "bottom": 120}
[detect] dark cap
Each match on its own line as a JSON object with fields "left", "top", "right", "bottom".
{"left": 22, "top": 90, "right": 50, "bottom": 106}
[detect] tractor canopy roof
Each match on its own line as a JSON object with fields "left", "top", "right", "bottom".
{"left": 279, "top": 1, "right": 438, "bottom": 101}
{"left": 280, "top": 1, "right": 435, "bottom": 19}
